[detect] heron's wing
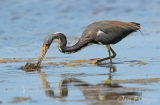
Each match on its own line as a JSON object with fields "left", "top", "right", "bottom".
{"left": 101, "top": 21, "right": 140, "bottom": 33}
{"left": 96, "top": 21, "right": 140, "bottom": 44}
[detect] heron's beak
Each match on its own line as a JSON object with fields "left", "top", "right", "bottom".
{"left": 37, "top": 44, "right": 49, "bottom": 67}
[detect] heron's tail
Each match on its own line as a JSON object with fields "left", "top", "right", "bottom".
{"left": 130, "top": 22, "right": 140, "bottom": 30}
{"left": 131, "top": 22, "right": 140, "bottom": 25}
{"left": 130, "top": 22, "right": 146, "bottom": 42}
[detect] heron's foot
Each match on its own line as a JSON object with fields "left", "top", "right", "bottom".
{"left": 106, "top": 79, "right": 111, "bottom": 85}
{"left": 92, "top": 60, "right": 98, "bottom": 65}
{"left": 91, "top": 58, "right": 101, "bottom": 65}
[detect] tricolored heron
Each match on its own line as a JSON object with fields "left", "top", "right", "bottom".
{"left": 37, "top": 20, "right": 141, "bottom": 67}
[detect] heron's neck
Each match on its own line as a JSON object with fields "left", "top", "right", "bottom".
{"left": 55, "top": 35, "right": 90, "bottom": 54}
{"left": 59, "top": 40, "right": 90, "bottom": 54}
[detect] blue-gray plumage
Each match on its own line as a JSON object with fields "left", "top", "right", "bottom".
{"left": 37, "top": 20, "right": 141, "bottom": 67}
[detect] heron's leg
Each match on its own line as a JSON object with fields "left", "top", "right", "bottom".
{"left": 106, "top": 45, "right": 113, "bottom": 64}
{"left": 92, "top": 44, "right": 116, "bottom": 65}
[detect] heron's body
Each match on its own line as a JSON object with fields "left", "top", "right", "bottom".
{"left": 37, "top": 20, "right": 140, "bottom": 67}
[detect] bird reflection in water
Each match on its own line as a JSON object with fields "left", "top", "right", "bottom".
{"left": 21, "top": 65, "right": 141, "bottom": 104}
{"left": 39, "top": 71, "right": 68, "bottom": 100}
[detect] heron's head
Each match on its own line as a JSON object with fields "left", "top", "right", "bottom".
{"left": 37, "top": 32, "right": 64, "bottom": 67}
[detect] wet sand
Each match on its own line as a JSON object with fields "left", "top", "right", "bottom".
{"left": 0, "top": 0, "right": 160, "bottom": 105}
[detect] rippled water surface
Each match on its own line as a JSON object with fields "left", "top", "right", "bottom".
{"left": 0, "top": 0, "right": 160, "bottom": 105}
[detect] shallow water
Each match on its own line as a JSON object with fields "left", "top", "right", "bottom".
{"left": 0, "top": 0, "right": 160, "bottom": 105}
